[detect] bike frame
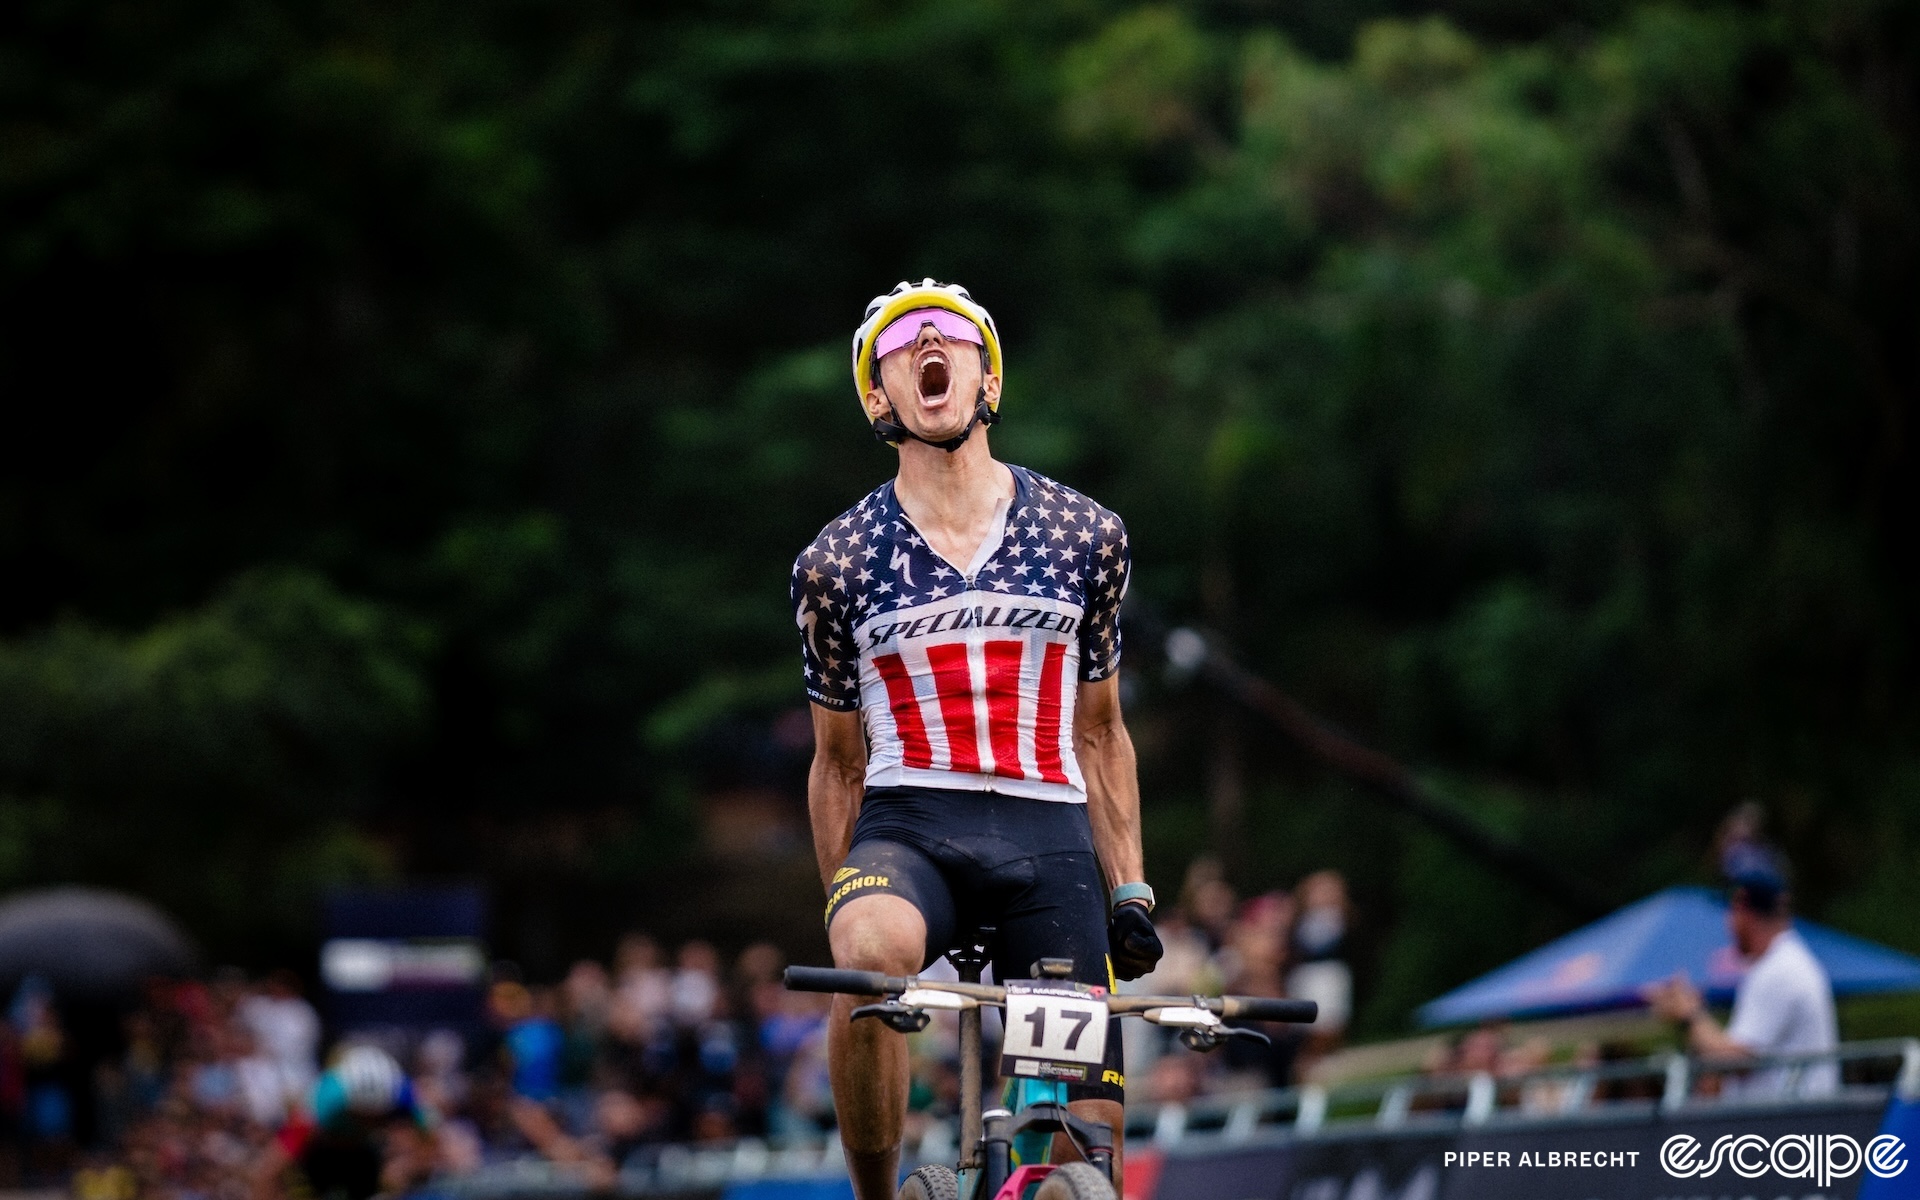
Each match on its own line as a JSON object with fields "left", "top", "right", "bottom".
{"left": 945, "top": 938, "right": 1115, "bottom": 1200}
{"left": 977, "top": 1088, "right": 1112, "bottom": 1200}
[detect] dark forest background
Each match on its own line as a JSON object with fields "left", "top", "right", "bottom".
{"left": 1, "top": 0, "right": 1915, "bottom": 1036}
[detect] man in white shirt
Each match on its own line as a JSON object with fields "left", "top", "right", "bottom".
{"left": 240, "top": 970, "right": 322, "bottom": 1109}
{"left": 1645, "top": 861, "right": 1839, "bottom": 1098}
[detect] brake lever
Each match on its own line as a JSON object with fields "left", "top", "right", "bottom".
{"left": 851, "top": 1001, "right": 932, "bottom": 1034}
{"left": 1177, "top": 1024, "right": 1271, "bottom": 1053}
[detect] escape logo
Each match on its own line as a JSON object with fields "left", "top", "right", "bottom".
{"left": 1659, "top": 1132, "right": 1907, "bottom": 1187}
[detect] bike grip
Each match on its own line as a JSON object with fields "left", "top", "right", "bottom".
{"left": 1229, "top": 997, "right": 1319, "bottom": 1024}
{"left": 783, "top": 966, "right": 897, "bottom": 995}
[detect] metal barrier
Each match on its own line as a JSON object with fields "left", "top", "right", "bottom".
{"left": 1124, "top": 1036, "right": 1919, "bottom": 1145}
{"left": 424, "top": 1038, "right": 1920, "bottom": 1197}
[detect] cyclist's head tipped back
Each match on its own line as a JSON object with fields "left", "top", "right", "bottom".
{"left": 851, "top": 279, "right": 1003, "bottom": 452}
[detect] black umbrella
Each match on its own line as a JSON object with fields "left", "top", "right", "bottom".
{"left": 0, "top": 887, "right": 197, "bottom": 1000}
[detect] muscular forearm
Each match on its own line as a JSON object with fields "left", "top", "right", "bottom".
{"left": 809, "top": 751, "right": 865, "bottom": 890}
{"left": 1079, "top": 716, "right": 1144, "bottom": 891}
{"left": 806, "top": 705, "right": 869, "bottom": 891}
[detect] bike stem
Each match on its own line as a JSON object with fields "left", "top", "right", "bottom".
{"left": 951, "top": 940, "right": 990, "bottom": 1172}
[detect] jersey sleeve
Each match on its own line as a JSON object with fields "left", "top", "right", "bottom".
{"left": 792, "top": 544, "right": 860, "bottom": 710}
{"left": 1079, "top": 509, "right": 1130, "bottom": 682}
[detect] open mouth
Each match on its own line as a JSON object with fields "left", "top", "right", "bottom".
{"left": 918, "top": 354, "right": 951, "bottom": 401}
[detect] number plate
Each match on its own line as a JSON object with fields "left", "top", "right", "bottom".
{"left": 999, "top": 982, "right": 1108, "bottom": 1083}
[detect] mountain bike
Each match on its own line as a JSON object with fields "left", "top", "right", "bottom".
{"left": 786, "top": 929, "right": 1318, "bottom": 1200}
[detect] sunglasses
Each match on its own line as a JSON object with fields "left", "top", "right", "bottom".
{"left": 872, "top": 307, "right": 985, "bottom": 361}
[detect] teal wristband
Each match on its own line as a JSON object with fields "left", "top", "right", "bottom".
{"left": 1111, "top": 883, "right": 1156, "bottom": 913}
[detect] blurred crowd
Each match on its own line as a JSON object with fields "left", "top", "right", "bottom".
{"left": 37, "top": 937, "right": 843, "bottom": 1200}
{"left": 1119, "top": 861, "right": 1354, "bottom": 1105}
{"left": 2, "top": 860, "right": 1353, "bottom": 1199}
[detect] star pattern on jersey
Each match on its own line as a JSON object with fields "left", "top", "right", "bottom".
{"left": 791, "top": 469, "right": 1130, "bottom": 710}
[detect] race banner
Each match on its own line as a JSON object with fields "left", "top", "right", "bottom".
{"left": 1147, "top": 1097, "right": 1903, "bottom": 1200}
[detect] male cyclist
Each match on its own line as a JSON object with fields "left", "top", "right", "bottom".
{"left": 792, "top": 280, "right": 1164, "bottom": 1199}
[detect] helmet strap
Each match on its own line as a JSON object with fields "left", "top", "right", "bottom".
{"left": 873, "top": 391, "right": 998, "bottom": 452}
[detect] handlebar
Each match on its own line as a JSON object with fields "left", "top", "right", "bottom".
{"left": 783, "top": 966, "right": 908, "bottom": 995}
{"left": 782, "top": 966, "right": 1318, "bottom": 1025}
{"left": 1225, "top": 996, "right": 1320, "bottom": 1024}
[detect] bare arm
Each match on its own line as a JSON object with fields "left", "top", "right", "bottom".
{"left": 1076, "top": 673, "right": 1144, "bottom": 893}
{"left": 808, "top": 704, "right": 868, "bottom": 891}
{"left": 1683, "top": 1013, "right": 1758, "bottom": 1060}
{"left": 1643, "top": 975, "right": 1756, "bottom": 1060}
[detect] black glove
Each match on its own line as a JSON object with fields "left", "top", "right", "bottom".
{"left": 1108, "top": 902, "right": 1164, "bottom": 982}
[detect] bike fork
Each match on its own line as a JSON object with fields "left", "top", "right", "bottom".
{"left": 951, "top": 939, "right": 993, "bottom": 1197}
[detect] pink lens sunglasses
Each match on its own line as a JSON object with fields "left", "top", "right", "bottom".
{"left": 872, "top": 308, "right": 985, "bottom": 360}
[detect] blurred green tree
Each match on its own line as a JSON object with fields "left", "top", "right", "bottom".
{"left": 0, "top": 570, "right": 423, "bottom": 954}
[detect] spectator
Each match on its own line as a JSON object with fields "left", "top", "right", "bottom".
{"left": 1218, "top": 893, "right": 1300, "bottom": 1091}
{"left": 13, "top": 974, "right": 73, "bottom": 1166}
{"left": 499, "top": 986, "right": 566, "bottom": 1102}
{"left": 671, "top": 942, "right": 721, "bottom": 1029}
{"left": 1222, "top": 892, "right": 1293, "bottom": 999}
{"left": 558, "top": 962, "right": 612, "bottom": 1122}
{"left": 1515, "top": 1039, "right": 1598, "bottom": 1116}
{"left": 230, "top": 1027, "right": 287, "bottom": 1128}
{"left": 1642, "top": 853, "right": 1838, "bottom": 1097}
{"left": 1179, "top": 858, "right": 1237, "bottom": 950}
{"left": 236, "top": 972, "right": 319, "bottom": 1115}
{"left": 613, "top": 935, "right": 672, "bottom": 1036}
{"left": 1451, "top": 1024, "right": 1503, "bottom": 1076}
{"left": 1286, "top": 870, "right": 1353, "bottom": 1043}
{"left": 563, "top": 961, "right": 613, "bottom": 1041}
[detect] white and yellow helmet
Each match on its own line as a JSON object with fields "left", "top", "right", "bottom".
{"left": 851, "top": 279, "right": 1004, "bottom": 424}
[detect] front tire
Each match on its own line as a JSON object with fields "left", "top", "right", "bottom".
{"left": 897, "top": 1164, "right": 960, "bottom": 1200}
{"left": 1031, "top": 1162, "right": 1116, "bottom": 1200}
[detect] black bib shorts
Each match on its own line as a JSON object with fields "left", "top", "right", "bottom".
{"left": 825, "top": 786, "right": 1124, "bottom": 1102}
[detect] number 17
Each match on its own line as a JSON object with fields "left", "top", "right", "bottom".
{"left": 1024, "top": 1004, "right": 1093, "bottom": 1050}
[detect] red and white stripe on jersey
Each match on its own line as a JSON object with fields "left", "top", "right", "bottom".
{"left": 855, "top": 594, "right": 1086, "bottom": 802}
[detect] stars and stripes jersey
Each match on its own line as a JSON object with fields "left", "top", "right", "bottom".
{"left": 792, "top": 465, "right": 1130, "bottom": 804}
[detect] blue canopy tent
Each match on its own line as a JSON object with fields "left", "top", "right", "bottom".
{"left": 1418, "top": 886, "right": 1920, "bottom": 1028}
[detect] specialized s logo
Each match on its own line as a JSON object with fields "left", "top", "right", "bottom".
{"left": 1660, "top": 1133, "right": 1907, "bottom": 1186}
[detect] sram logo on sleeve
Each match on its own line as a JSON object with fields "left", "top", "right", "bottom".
{"left": 999, "top": 981, "right": 1108, "bottom": 1084}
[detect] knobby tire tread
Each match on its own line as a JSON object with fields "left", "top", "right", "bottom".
{"left": 896, "top": 1164, "right": 960, "bottom": 1200}
{"left": 1031, "top": 1161, "right": 1115, "bottom": 1200}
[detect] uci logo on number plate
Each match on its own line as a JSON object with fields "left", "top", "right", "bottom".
{"left": 999, "top": 981, "right": 1108, "bottom": 1083}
